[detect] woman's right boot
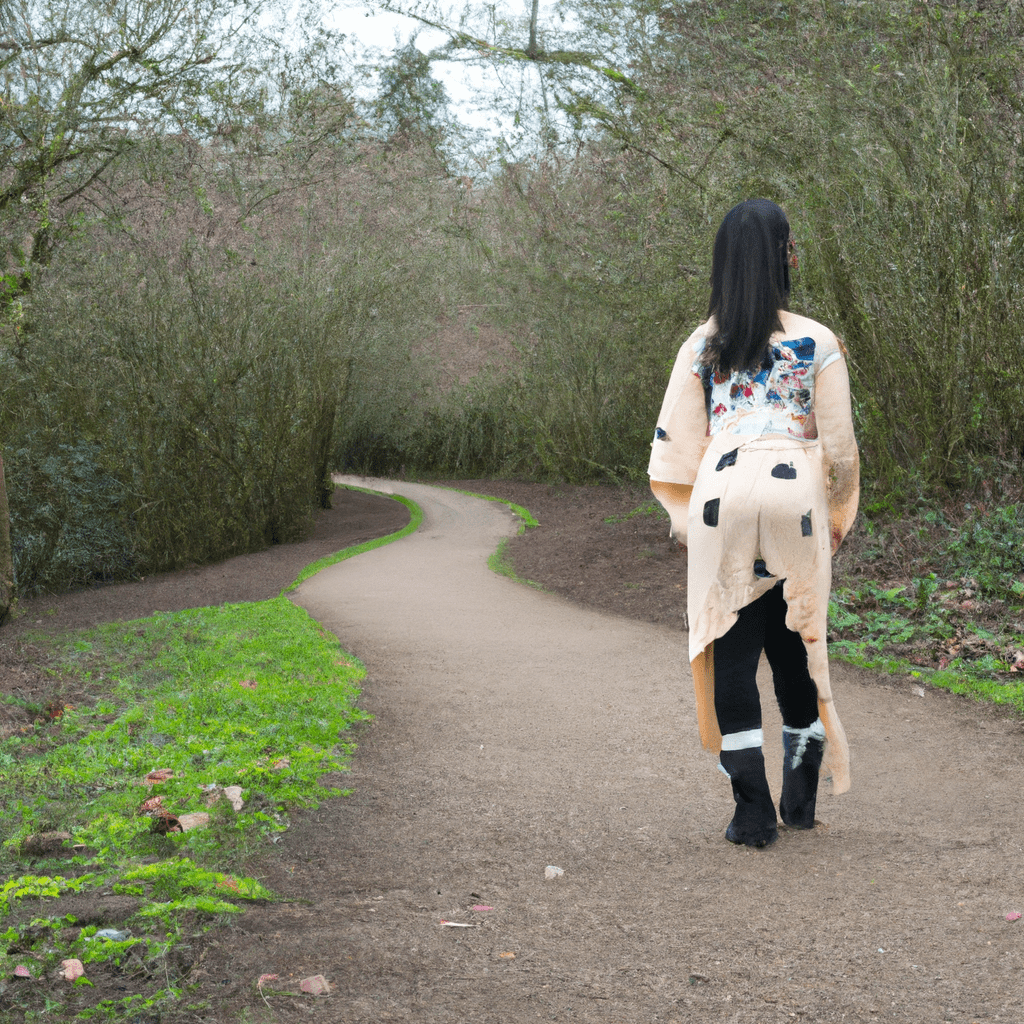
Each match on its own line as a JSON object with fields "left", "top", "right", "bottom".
{"left": 779, "top": 721, "right": 826, "bottom": 829}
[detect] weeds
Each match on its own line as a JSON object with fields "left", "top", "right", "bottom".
{"left": 830, "top": 503, "right": 1024, "bottom": 711}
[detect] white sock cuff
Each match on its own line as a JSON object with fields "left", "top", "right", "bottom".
{"left": 721, "top": 728, "right": 764, "bottom": 751}
{"left": 782, "top": 719, "right": 825, "bottom": 742}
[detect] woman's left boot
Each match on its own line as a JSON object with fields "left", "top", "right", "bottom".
{"left": 719, "top": 747, "right": 778, "bottom": 848}
{"left": 779, "top": 721, "right": 826, "bottom": 829}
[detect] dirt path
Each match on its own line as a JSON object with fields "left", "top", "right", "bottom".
{"left": 205, "top": 479, "right": 1023, "bottom": 1024}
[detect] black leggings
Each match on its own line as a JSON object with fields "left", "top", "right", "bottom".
{"left": 712, "top": 584, "right": 819, "bottom": 736}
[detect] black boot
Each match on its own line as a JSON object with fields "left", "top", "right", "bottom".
{"left": 779, "top": 724, "right": 825, "bottom": 829}
{"left": 719, "top": 747, "right": 778, "bottom": 848}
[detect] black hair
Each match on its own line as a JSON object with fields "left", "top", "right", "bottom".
{"left": 702, "top": 199, "right": 792, "bottom": 375}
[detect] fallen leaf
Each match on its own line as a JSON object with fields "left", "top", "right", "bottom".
{"left": 139, "top": 796, "right": 163, "bottom": 815}
{"left": 238, "top": 680, "right": 258, "bottom": 690}
{"left": 143, "top": 768, "right": 175, "bottom": 786}
{"left": 257, "top": 974, "right": 279, "bottom": 990}
{"left": 299, "top": 974, "right": 331, "bottom": 995}
{"left": 498, "top": 951, "right": 516, "bottom": 959}
{"left": 150, "top": 811, "right": 182, "bottom": 834}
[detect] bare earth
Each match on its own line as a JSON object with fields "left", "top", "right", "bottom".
{"left": 3, "top": 478, "right": 1024, "bottom": 1023}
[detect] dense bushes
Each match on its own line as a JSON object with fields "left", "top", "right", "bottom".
{"left": 0, "top": 141, "right": 440, "bottom": 595}
{"left": 4, "top": 0, "right": 1024, "bottom": 602}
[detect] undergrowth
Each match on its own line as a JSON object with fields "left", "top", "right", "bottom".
{"left": 827, "top": 502, "right": 1024, "bottom": 710}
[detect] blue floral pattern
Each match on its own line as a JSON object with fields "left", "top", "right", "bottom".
{"left": 693, "top": 336, "right": 830, "bottom": 439}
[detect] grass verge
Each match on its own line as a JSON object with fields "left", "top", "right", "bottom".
{"left": 441, "top": 487, "right": 545, "bottom": 590}
{"left": 286, "top": 486, "right": 423, "bottom": 591}
{"left": 0, "top": 488, "right": 423, "bottom": 1022}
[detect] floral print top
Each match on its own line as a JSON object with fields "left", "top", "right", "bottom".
{"left": 691, "top": 336, "right": 841, "bottom": 439}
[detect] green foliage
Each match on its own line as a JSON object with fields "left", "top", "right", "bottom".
{"left": 0, "top": 598, "right": 369, "bottom": 859}
{"left": 380, "top": 0, "right": 1024, "bottom": 499}
{"left": 335, "top": 151, "right": 706, "bottom": 484}
{"left": 0, "top": 579, "right": 377, "bottom": 1020}
{"left": 944, "top": 505, "right": 1024, "bottom": 603}
{"left": 374, "top": 41, "right": 452, "bottom": 146}
{"left": 5, "top": 438, "right": 132, "bottom": 593}
{"left": 828, "top": 503, "right": 1024, "bottom": 711}
{"left": 605, "top": 500, "right": 670, "bottom": 525}
{"left": 0, "top": 874, "right": 94, "bottom": 916}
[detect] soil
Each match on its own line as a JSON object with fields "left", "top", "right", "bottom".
{"left": 2, "top": 478, "right": 1024, "bottom": 1023}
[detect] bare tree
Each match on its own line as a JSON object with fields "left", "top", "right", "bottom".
{"left": 0, "top": 0, "right": 278, "bottom": 300}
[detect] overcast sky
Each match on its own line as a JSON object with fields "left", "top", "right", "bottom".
{"left": 338, "top": 3, "right": 496, "bottom": 126}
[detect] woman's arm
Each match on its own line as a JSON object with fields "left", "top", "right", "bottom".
{"left": 815, "top": 356, "right": 860, "bottom": 553}
{"left": 647, "top": 329, "right": 711, "bottom": 486}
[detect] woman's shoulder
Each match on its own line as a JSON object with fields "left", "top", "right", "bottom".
{"left": 677, "top": 318, "right": 715, "bottom": 360}
{"left": 777, "top": 311, "right": 845, "bottom": 364}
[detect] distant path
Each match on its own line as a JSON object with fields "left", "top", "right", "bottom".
{"left": 268, "top": 477, "right": 1023, "bottom": 1022}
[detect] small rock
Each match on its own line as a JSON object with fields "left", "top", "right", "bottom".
{"left": 223, "top": 785, "right": 244, "bottom": 812}
{"left": 60, "top": 959, "right": 84, "bottom": 982}
{"left": 177, "top": 812, "right": 211, "bottom": 831}
{"left": 91, "top": 929, "right": 130, "bottom": 942}
{"left": 544, "top": 865, "right": 565, "bottom": 880}
{"left": 299, "top": 974, "right": 331, "bottom": 995}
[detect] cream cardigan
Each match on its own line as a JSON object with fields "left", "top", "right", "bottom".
{"left": 649, "top": 311, "right": 860, "bottom": 793}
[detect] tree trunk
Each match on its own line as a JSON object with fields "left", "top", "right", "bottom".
{"left": 528, "top": 0, "right": 539, "bottom": 58}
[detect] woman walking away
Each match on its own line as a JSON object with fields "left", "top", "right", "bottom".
{"left": 648, "top": 199, "right": 860, "bottom": 848}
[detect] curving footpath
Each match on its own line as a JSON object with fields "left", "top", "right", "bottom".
{"left": 266, "top": 477, "right": 1024, "bottom": 1022}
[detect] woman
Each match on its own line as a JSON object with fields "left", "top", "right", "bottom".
{"left": 648, "top": 199, "right": 860, "bottom": 848}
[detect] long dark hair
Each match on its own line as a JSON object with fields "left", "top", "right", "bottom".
{"left": 702, "top": 199, "right": 792, "bottom": 375}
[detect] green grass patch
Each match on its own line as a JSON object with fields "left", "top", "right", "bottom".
{"left": 0, "top": 597, "right": 368, "bottom": 1018}
{"left": 487, "top": 537, "right": 545, "bottom": 591}
{"left": 603, "top": 498, "right": 669, "bottom": 525}
{"left": 0, "top": 489, "right": 425, "bottom": 1021}
{"left": 440, "top": 486, "right": 539, "bottom": 534}
{"left": 286, "top": 485, "right": 422, "bottom": 591}
{"left": 443, "top": 486, "right": 544, "bottom": 589}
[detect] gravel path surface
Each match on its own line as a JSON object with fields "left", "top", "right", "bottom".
{"left": 210, "top": 477, "right": 1024, "bottom": 1024}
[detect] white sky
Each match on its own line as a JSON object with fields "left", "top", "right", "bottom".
{"left": 334, "top": 3, "right": 504, "bottom": 132}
